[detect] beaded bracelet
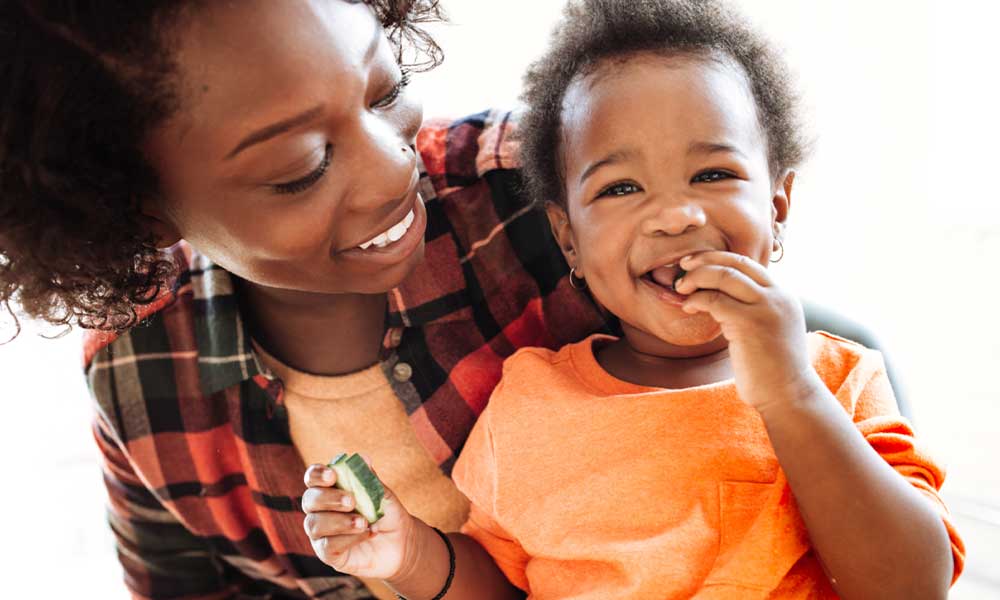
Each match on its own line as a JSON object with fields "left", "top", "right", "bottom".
{"left": 395, "top": 526, "right": 455, "bottom": 600}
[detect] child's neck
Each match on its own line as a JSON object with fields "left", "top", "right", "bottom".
{"left": 595, "top": 334, "right": 733, "bottom": 390}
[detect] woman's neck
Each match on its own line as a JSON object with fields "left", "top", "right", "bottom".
{"left": 237, "top": 279, "right": 388, "bottom": 376}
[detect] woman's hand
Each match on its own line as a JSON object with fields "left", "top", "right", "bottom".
{"left": 301, "top": 461, "right": 418, "bottom": 580}
{"left": 673, "top": 250, "right": 820, "bottom": 412}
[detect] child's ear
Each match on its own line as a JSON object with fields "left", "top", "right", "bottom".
{"left": 140, "top": 201, "right": 183, "bottom": 249}
{"left": 544, "top": 202, "right": 578, "bottom": 267}
{"left": 771, "top": 169, "right": 795, "bottom": 234}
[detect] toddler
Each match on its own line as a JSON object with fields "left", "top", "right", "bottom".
{"left": 302, "top": 1, "right": 964, "bottom": 598}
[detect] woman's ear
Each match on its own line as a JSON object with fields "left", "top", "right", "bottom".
{"left": 545, "top": 202, "right": 579, "bottom": 268}
{"left": 771, "top": 169, "right": 795, "bottom": 233}
{"left": 140, "top": 201, "right": 182, "bottom": 249}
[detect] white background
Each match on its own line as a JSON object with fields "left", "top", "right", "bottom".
{"left": 1, "top": 1, "right": 997, "bottom": 597}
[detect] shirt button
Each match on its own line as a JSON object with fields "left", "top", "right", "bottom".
{"left": 392, "top": 362, "right": 413, "bottom": 382}
{"left": 389, "top": 328, "right": 404, "bottom": 347}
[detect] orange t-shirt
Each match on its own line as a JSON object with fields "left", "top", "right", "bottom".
{"left": 452, "top": 332, "right": 964, "bottom": 599}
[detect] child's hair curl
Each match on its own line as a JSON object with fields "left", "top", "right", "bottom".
{"left": 519, "top": 0, "right": 809, "bottom": 209}
{"left": 0, "top": 0, "right": 443, "bottom": 337}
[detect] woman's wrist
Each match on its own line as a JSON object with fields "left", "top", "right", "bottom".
{"left": 385, "top": 519, "right": 451, "bottom": 598}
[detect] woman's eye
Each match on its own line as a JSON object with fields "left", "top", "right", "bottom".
{"left": 271, "top": 144, "right": 333, "bottom": 195}
{"left": 597, "top": 182, "right": 642, "bottom": 198}
{"left": 692, "top": 170, "right": 734, "bottom": 183}
{"left": 371, "top": 71, "right": 412, "bottom": 110}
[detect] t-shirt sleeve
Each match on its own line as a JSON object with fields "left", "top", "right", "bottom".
{"left": 452, "top": 386, "right": 531, "bottom": 592}
{"left": 846, "top": 348, "right": 966, "bottom": 583}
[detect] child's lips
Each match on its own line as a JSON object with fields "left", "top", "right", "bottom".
{"left": 639, "top": 270, "right": 688, "bottom": 305}
{"left": 649, "top": 264, "right": 684, "bottom": 289}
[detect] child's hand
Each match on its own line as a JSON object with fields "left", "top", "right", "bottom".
{"left": 673, "top": 250, "right": 819, "bottom": 411}
{"left": 301, "top": 461, "right": 416, "bottom": 580}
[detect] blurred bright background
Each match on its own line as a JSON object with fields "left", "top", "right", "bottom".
{"left": 1, "top": 1, "right": 997, "bottom": 597}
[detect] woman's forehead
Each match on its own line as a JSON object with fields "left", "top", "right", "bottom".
{"left": 161, "top": 0, "right": 386, "bottom": 146}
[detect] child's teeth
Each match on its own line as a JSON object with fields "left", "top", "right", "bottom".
{"left": 359, "top": 240, "right": 373, "bottom": 250}
{"left": 403, "top": 210, "right": 414, "bottom": 228}
{"left": 372, "top": 232, "right": 389, "bottom": 248}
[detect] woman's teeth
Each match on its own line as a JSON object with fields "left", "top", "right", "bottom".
{"left": 358, "top": 210, "right": 415, "bottom": 250}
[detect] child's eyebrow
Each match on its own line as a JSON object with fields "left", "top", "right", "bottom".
{"left": 578, "top": 147, "right": 642, "bottom": 185}
{"left": 687, "top": 141, "right": 747, "bottom": 160}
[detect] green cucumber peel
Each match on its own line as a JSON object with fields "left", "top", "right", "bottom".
{"left": 328, "top": 452, "right": 385, "bottom": 524}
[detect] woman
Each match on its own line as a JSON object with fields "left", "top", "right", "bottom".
{"left": 0, "top": 1, "right": 903, "bottom": 598}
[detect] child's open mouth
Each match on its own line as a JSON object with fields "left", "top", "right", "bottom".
{"left": 640, "top": 264, "right": 688, "bottom": 304}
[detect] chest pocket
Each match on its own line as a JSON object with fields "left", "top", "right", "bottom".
{"left": 701, "top": 479, "right": 812, "bottom": 595}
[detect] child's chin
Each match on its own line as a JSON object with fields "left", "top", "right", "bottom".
{"left": 654, "top": 312, "right": 724, "bottom": 347}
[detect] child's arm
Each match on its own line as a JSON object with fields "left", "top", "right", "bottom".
{"left": 301, "top": 463, "right": 524, "bottom": 600}
{"left": 755, "top": 379, "right": 954, "bottom": 599}
{"left": 676, "top": 251, "right": 956, "bottom": 599}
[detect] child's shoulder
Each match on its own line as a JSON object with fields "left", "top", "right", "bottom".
{"left": 502, "top": 334, "right": 602, "bottom": 375}
{"left": 808, "top": 330, "right": 888, "bottom": 396}
{"left": 491, "top": 335, "right": 605, "bottom": 402}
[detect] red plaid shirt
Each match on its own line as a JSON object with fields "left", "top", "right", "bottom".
{"left": 84, "top": 110, "right": 610, "bottom": 599}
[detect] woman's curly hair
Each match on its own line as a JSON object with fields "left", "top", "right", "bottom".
{"left": 519, "top": 0, "right": 808, "bottom": 209}
{"left": 0, "top": 0, "right": 443, "bottom": 338}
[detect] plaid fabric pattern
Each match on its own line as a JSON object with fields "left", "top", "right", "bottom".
{"left": 84, "top": 109, "right": 611, "bottom": 599}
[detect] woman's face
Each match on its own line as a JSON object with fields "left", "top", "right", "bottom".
{"left": 144, "top": 0, "right": 426, "bottom": 295}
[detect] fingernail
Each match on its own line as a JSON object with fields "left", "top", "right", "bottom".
{"left": 672, "top": 277, "right": 684, "bottom": 292}
{"left": 680, "top": 255, "right": 694, "bottom": 265}
{"left": 354, "top": 516, "right": 367, "bottom": 530}
{"left": 682, "top": 304, "right": 698, "bottom": 314}
{"left": 342, "top": 496, "right": 353, "bottom": 509}
{"left": 321, "top": 469, "right": 334, "bottom": 483}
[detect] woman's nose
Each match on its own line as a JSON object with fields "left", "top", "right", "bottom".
{"left": 347, "top": 115, "right": 418, "bottom": 203}
{"left": 640, "top": 195, "right": 708, "bottom": 237}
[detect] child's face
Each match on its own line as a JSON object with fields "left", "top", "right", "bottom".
{"left": 548, "top": 54, "right": 792, "bottom": 355}
{"left": 143, "top": 1, "right": 425, "bottom": 296}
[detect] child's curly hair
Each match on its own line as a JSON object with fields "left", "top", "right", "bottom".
{"left": 0, "top": 0, "right": 443, "bottom": 337}
{"left": 519, "top": 0, "right": 809, "bottom": 209}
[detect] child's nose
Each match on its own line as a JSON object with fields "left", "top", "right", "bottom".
{"left": 640, "top": 197, "right": 708, "bottom": 237}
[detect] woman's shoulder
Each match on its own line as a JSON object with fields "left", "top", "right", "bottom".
{"left": 416, "top": 109, "right": 521, "bottom": 198}
{"left": 84, "top": 242, "right": 263, "bottom": 440}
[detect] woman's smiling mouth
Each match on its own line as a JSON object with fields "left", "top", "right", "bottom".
{"left": 337, "top": 192, "right": 427, "bottom": 266}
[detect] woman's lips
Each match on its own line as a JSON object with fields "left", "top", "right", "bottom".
{"left": 336, "top": 193, "right": 426, "bottom": 266}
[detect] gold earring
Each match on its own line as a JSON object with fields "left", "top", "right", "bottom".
{"left": 569, "top": 267, "right": 587, "bottom": 289}
{"left": 770, "top": 239, "right": 785, "bottom": 263}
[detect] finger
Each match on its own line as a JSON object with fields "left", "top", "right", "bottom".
{"left": 304, "top": 463, "right": 337, "bottom": 488}
{"left": 316, "top": 530, "right": 371, "bottom": 557}
{"left": 302, "top": 486, "right": 356, "bottom": 514}
{"left": 304, "top": 511, "right": 369, "bottom": 541}
{"left": 682, "top": 288, "right": 750, "bottom": 322}
{"left": 680, "top": 251, "right": 772, "bottom": 288}
{"left": 674, "top": 264, "right": 763, "bottom": 304}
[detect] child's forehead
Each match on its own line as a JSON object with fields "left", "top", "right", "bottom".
{"left": 560, "top": 54, "right": 764, "bottom": 158}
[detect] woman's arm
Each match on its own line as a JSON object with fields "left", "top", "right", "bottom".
{"left": 758, "top": 380, "right": 954, "bottom": 599}
{"left": 386, "top": 520, "right": 525, "bottom": 600}
{"left": 94, "top": 416, "right": 240, "bottom": 600}
{"left": 302, "top": 464, "right": 524, "bottom": 600}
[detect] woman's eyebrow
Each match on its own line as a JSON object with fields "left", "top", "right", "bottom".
{"left": 225, "top": 104, "right": 326, "bottom": 160}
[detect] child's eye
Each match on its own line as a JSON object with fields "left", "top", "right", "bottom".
{"left": 271, "top": 144, "right": 333, "bottom": 195}
{"left": 371, "top": 71, "right": 411, "bottom": 110}
{"left": 597, "top": 182, "right": 642, "bottom": 198}
{"left": 692, "top": 170, "right": 734, "bottom": 183}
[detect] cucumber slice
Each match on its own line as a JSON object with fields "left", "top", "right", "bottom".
{"left": 328, "top": 453, "right": 385, "bottom": 524}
